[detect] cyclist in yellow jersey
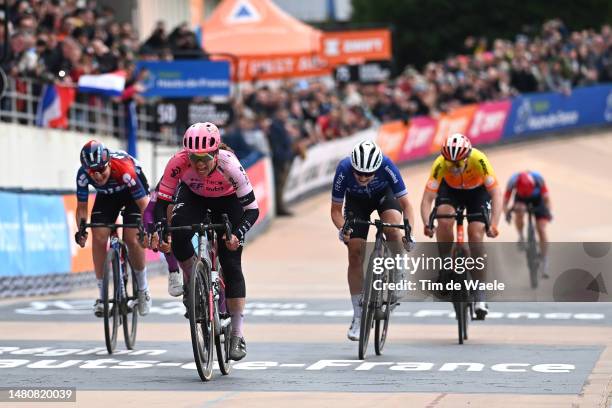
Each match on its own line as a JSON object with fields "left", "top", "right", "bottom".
{"left": 420, "top": 133, "right": 502, "bottom": 318}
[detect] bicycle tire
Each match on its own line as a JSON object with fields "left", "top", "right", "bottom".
{"left": 374, "top": 268, "right": 392, "bottom": 355}
{"left": 359, "top": 243, "right": 380, "bottom": 359}
{"left": 122, "top": 256, "right": 138, "bottom": 350}
{"left": 527, "top": 220, "right": 539, "bottom": 289}
{"left": 215, "top": 316, "right": 232, "bottom": 376}
{"left": 464, "top": 303, "right": 472, "bottom": 341}
{"left": 103, "top": 249, "right": 119, "bottom": 354}
{"left": 189, "top": 260, "right": 215, "bottom": 382}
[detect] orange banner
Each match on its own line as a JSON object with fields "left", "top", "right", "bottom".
{"left": 225, "top": 54, "right": 330, "bottom": 81}
{"left": 430, "top": 104, "right": 479, "bottom": 153}
{"left": 376, "top": 121, "right": 407, "bottom": 162}
{"left": 322, "top": 29, "right": 392, "bottom": 66}
{"left": 63, "top": 194, "right": 95, "bottom": 273}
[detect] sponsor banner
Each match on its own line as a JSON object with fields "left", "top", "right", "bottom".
{"left": 503, "top": 84, "right": 612, "bottom": 138}
{"left": 376, "top": 121, "right": 407, "bottom": 161}
{"left": 137, "top": 60, "right": 231, "bottom": 98}
{"left": 246, "top": 157, "right": 274, "bottom": 224}
{"left": 0, "top": 192, "right": 24, "bottom": 277}
{"left": 231, "top": 54, "right": 330, "bottom": 81}
{"left": 334, "top": 60, "right": 392, "bottom": 84}
{"left": 20, "top": 194, "right": 71, "bottom": 275}
{"left": 322, "top": 29, "right": 392, "bottom": 66}
{"left": 430, "top": 104, "right": 478, "bottom": 153}
{"left": 155, "top": 99, "right": 234, "bottom": 132}
{"left": 284, "top": 128, "right": 377, "bottom": 203}
{"left": 397, "top": 116, "right": 438, "bottom": 162}
{"left": 467, "top": 100, "right": 511, "bottom": 145}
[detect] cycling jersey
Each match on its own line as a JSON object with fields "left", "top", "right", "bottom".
{"left": 332, "top": 156, "right": 407, "bottom": 203}
{"left": 76, "top": 150, "right": 148, "bottom": 202}
{"left": 426, "top": 148, "right": 498, "bottom": 192}
{"left": 158, "top": 149, "right": 257, "bottom": 210}
{"left": 504, "top": 171, "right": 548, "bottom": 200}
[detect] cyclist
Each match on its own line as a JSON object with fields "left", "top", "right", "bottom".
{"left": 143, "top": 181, "right": 182, "bottom": 295}
{"left": 330, "top": 140, "right": 416, "bottom": 341}
{"left": 420, "top": 133, "right": 502, "bottom": 319}
{"left": 503, "top": 171, "right": 552, "bottom": 278}
{"left": 150, "top": 122, "right": 259, "bottom": 361}
{"left": 74, "top": 140, "right": 152, "bottom": 317}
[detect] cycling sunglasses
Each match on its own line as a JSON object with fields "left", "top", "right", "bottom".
{"left": 189, "top": 151, "right": 218, "bottom": 163}
{"left": 353, "top": 170, "right": 376, "bottom": 178}
{"left": 446, "top": 158, "right": 468, "bottom": 168}
{"left": 87, "top": 163, "right": 109, "bottom": 176}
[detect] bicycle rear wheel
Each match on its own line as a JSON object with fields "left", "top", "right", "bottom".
{"left": 189, "top": 260, "right": 215, "bottom": 382}
{"left": 103, "top": 250, "right": 119, "bottom": 354}
{"left": 122, "top": 256, "right": 138, "bottom": 350}
{"left": 374, "top": 263, "right": 392, "bottom": 355}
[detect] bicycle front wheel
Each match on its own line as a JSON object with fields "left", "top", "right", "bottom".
{"left": 189, "top": 260, "right": 215, "bottom": 382}
{"left": 527, "top": 221, "right": 539, "bottom": 289}
{"left": 359, "top": 246, "right": 380, "bottom": 359}
{"left": 374, "top": 268, "right": 392, "bottom": 355}
{"left": 103, "top": 249, "right": 119, "bottom": 354}
{"left": 122, "top": 256, "right": 138, "bottom": 350}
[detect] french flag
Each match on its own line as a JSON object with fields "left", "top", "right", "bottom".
{"left": 36, "top": 84, "right": 76, "bottom": 129}
{"left": 77, "top": 71, "right": 126, "bottom": 96}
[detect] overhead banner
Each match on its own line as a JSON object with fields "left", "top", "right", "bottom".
{"left": 322, "top": 29, "right": 392, "bottom": 66}
{"left": 503, "top": 85, "right": 612, "bottom": 138}
{"left": 137, "top": 60, "right": 231, "bottom": 98}
{"left": 334, "top": 60, "right": 392, "bottom": 83}
{"left": 231, "top": 54, "right": 330, "bottom": 81}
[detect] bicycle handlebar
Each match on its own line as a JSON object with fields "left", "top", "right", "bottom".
{"left": 427, "top": 205, "right": 491, "bottom": 232}
{"left": 150, "top": 213, "right": 233, "bottom": 242}
{"left": 78, "top": 220, "right": 145, "bottom": 242}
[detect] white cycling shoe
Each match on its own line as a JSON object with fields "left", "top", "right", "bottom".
{"left": 347, "top": 316, "right": 360, "bottom": 341}
{"left": 168, "top": 271, "right": 184, "bottom": 297}
{"left": 474, "top": 302, "right": 488, "bottom": 320}
{"left": 138, "top": 289, "right": 152, "bottom": 316}
{"left": 93, "top": 299, "right": 104, "bottom": 318}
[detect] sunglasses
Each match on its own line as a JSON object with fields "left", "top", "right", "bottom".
{"left": 446, "top": 159, "right": 467, "bottom": 168}
{"left": 353, "top": 170, "right": 375, "bottom": 178}
{"left": 87, "top": 164, "right": 108, "bottom": 176}
{"left": 189, "top": 151, "right": 218, "bottom": 163}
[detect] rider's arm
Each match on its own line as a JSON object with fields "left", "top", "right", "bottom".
{"left": 331, "top": 201, "right": 345, "bottom": 230}
{"left": 75, "top": 168, "right": 90, "bottom": 224}
{"left": 421, "top": 157, "right": 443, "bottom": 227}
{"left": 226, "top": 154, "right": 260, "bottom": 242}
{"left": 76, "top": 201, "right": 88, "bottom": 226}
{"left": 503, "top": 173, "right": 518, "bottom": 212}
{"left": 420, "top": 189, "right": 437, "bottom": 227}
{"left": 488, "top": 184, "right": 503, "bottom": 228}
{"left": 397, "top": 195, "right": 415, "bottom": 231}
{"left": 134, "top": 196, "right": 149, "bottom": 215}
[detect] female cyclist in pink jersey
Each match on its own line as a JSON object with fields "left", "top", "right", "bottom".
{"left": 149, "top": 122, "right": 259, "bottom": 361}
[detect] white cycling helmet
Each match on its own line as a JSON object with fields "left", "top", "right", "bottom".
{"left": 351, "top": 140, "right": 383, "bottom": 173}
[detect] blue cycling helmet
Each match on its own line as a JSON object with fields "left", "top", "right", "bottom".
{"left": 80, "top": 140, "right": 110, "bottom": 170}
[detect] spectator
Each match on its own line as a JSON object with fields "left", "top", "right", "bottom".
{"left": 268, "top": 107, "right": 295, "bottom": 217}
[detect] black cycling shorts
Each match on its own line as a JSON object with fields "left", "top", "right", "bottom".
{"left": 91, "top": 190, "right": 143, "bottom": 225}
{"left": 171, "top": 183, "right": 246, "bottom": 299}
{"left": 515, "top": 195, "right": 551, "bottom": 220}
{"left": 435, "top": 180, "right": 491, "bottom": 223}
{"left": 343, "top": 186, "right": 403, "bottom": 239}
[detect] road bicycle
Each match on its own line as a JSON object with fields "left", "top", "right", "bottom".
{"left": 427, "top": 204, "right": 490, "bottom": 344}
{"left": 508, "top": 203, "right": 540, "bottom": 289}
{"left": 78, "top": 218, "right": 144, "bottom": 354}
{"left": 156, "top": 211, "right": 232, "bottom": 381}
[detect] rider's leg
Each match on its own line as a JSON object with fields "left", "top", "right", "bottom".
{"left": 536, "top": 218, "right": 550, "bottom": 277}
{"left": 347, "top": 239, "right": 366, "bottom": 313}
{"left": 513, "top": 202, "right": 527, "bottom": 244}
{"left": 435, "top": 203, "right": 456, "bottom": 261}
{"left": 91, "top": 227, "right": 111, "bottom": 296}
{"left": 170, "top": 186, "right": 201, "bottom": 283}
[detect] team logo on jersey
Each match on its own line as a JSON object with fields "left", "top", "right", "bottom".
{"left": 122, "top": 173, "right": 137, "bottom": 187}
{"left": 171, "top": 167, "right": 181, "bottom": 178}
{"left": 78, "top": 173, "right": 88, "bottom": 188}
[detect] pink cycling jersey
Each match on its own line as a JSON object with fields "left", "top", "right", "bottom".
{"left": 158, "top": 149, "right": 257, "bottom": 210}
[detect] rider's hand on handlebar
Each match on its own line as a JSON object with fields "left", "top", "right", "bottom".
{"left": 423, "top": 225, "right": 435, "bottom": 238}
{"left": 338, "top": 227, "right": 352, "bottom": 244}
{"left": 486, "top": 224, "right": 499, "bottom": 238}
{"left": 74, "top": 231, "right": 88, "bottom": 248}
{"left": 224, "top": 233, "right": 240, "bottom": 251}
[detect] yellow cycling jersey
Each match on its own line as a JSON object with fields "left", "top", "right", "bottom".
{"left": 425, "top": 148, "right": 498, "bottom": 192}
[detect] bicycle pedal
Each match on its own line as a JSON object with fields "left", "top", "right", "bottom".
{"left": 474, "top": 310, "right": 487, "bottom": 321}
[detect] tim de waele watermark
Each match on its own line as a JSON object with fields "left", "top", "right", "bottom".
{"left": 371, "top": 253, "right": 506, "bottom": 292}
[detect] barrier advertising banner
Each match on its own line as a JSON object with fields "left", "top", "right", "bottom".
{"left": 0, "top": 191, "right": 23, "bottom": 276}
{"left": 467, "top": 100, "right": 511, "bottom": 145}
{"left": 397, "top": 116, "right": 438, "bottom": 162}
{"left": 377, "top": 121, "right": 407, "bottom": 161}
{"left": 137, "top": 60, "right": 231, "bottom": 98}
{"left": 430, "top": 104, "right": 478, "bottom": 153}
{"left": 503, "top": 85, "right": 612, "bottom": 138}
{"left": 62, "top": 194, "right": 94, "bottom": 273}
{"left": 246, "top": 157, "right": 274, "bottom": 224}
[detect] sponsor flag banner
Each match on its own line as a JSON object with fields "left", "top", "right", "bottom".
{"left": 467, "top": 100, "right": 511, "bottom": 145}
{"left": 430, "top": 104, "right": 478, "bottom": 153}
{"left": 322, "top": 29, "right": 392, "bottom": 66}
{"left": 377, "top": 121, "right": 407, "bottom": 161}
{"left": 397, "top": 116, "right": 438, "bottom": 162}
{"left": 35, "top": 84, "right": 76, "bottom": 129}
{"left": 503, "top": 85, "right": 612, "bottom": 138}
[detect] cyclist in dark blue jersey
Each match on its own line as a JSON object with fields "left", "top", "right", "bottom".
{"left": 330, "top": 140, "right": 416, "bottom": 341}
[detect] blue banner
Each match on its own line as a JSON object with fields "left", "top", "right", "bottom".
{"left": 20, "top": 194, "right": 71, "bottom": 275}
{"left": 503, "top": 84, "right": 612, "bottom": 138}
{"left": 137, "top": 60, "right": 231, "bottom": 98}
{"left": 0, "top": 192, "right": 24, "bottom": 276}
